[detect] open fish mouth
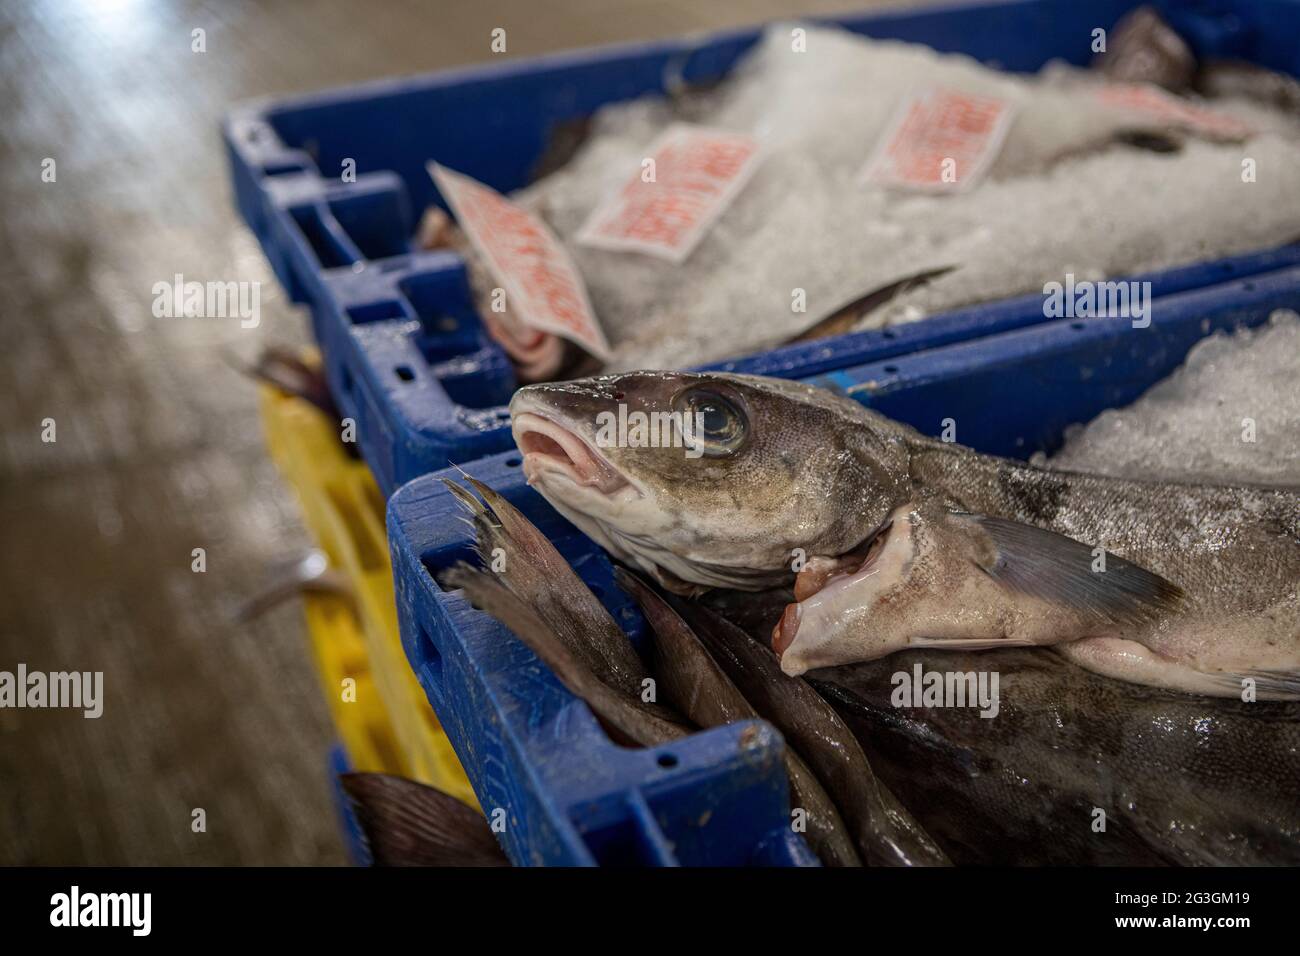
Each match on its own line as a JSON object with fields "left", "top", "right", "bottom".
{"left": 512, "top": 412, "right": 638, "bottom": 499}
{"left": 774, "top": 518, "right": 907, "bottom": 668}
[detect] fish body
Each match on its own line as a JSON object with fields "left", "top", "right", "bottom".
{"left": 813, "top": 649, "right": 1300, "bottom": 865}
{"left": 617, "top": 569, "right": 862, "bottom": 867}
{"left": 672, "top": 598, "right": 949, "bottom": 866}
{"left": 1092, "top": 5, "right": 1196, "bottom": 93}
{"left": 510, "top": 371, "right": 1300, "bottom": 697}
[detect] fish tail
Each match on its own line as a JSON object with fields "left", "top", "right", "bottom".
{"left": 340, "top": 772, "right": 509, "bottom": 867}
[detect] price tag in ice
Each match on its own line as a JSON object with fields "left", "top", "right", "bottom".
{"left": 1095, "top": 83, "right": 1253, "bottom": 141}
{"left": 428, "top": 162, "right": 611, "bottom": 360}
{"left": 861, "top": 88, "right": 1016, "bottom": 192}
{"left": 576, "top": 123, "right": 763, "bottom": 263}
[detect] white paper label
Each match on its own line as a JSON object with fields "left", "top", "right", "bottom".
{"left": 428, "top": 162, "right": 610, "bottom": 360}
{"left": 861, "top": 88, "right": 1017, "bottom": 192}
{"left": 576, "top": 123, "right": 763, "bottom": 263}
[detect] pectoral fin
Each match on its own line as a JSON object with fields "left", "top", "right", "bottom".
{"left": 957, "top": 513, "right": 1186, "bottom": 627}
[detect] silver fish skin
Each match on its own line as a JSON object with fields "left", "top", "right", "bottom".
{"left": 510, "top": 371, "right": 1300, "bottom": 698}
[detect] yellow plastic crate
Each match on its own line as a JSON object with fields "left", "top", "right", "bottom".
{"left": 301, "top": 589, "right": 404, "bottom": 776}
{"left": 259, "top": 378, "right": 476, "bottom": 807}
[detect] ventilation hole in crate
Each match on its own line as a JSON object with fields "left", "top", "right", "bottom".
{"left": 331, "top": 199, "right": 410, "bottom": 261}
{"left": 418, "top": 340, "right": 465, "bottom": 365}
{"left": 1070, "top": 321, "right": 1086, "bottom": 330}
{"left": 881, "top": 329, "right": 897, "bottom": 339}
{"left": 656, "top": 754, "right": 678, "bottom": 769}
{"left": 425, "top": 545, "right": 479, "bottom": 592}
{"left": 262, "top": 161, "right": 306, "bottom": 177}
{"left": 883, "top": 364, "right": 899, "bottom": 374}
{"left": 345, "top": 300, "right": 408, "bottom": 325}
{"left": 395, "top": 365, "right": 415, "bottom": 383}
{"left": 1243, "top": 281, "right": 1256, "bottom": 291}
{"left": 289, "top": 205, "right": 354, "bottom": 269}
{"left": 505, "top": 456, "right": 521, "bottom": 468}
{"left": 417, "top": 623, "right": 445, "bottom": 691}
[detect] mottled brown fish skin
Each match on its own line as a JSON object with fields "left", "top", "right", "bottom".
{"left": 616, "top": 569, "right": 862, "bottom": 867}
{"left": 672, "top": 598, "right": 951, "bottom": 867}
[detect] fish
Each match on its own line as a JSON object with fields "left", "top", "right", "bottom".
{"left": 1092, "top": 6, "right": 1196, "bottom": 93}
{"left": 781, "top": 266, "right": 957, "bottom": 345}
{"left": 668, "top": 597, "right": 950, "bottom": 866}
{"left": 340, "top": 772, "right": 510, "bottom": 867}
{"left": 446, "top": 476, "right": 868, "bottom": 865}
{"left": 444, "top": 478, "right": 860, "bottom": 865}
{"left": 809, "top": 649, "right": 1300, "bottom": 865}
{"left": 418, "top": 208, "right": 574, "bottom": 382}
{"left": 509, "top": 370, "right": 1300, "bottom": 698}
{"left": 1090, "top": 5, "right": 1300, "bottom": 113}
{"left": 616, "top": 568, "right": 862, "bottom": 867}
{"left": 1196, "top": 59, "right": 1300, "bottom": 113}
{"left": 231, "top": 549, "right": 351, "bottom": 624}
{"left": 440, "top": 476, "right": 655, "bottom": 704}
{"left": 445, "top": 562, "right": 690, "bottom": 747}
{"left": 232, "top": 346, "right": 338, "bottom": 417}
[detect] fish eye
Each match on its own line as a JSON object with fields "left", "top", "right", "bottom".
{"left": 673, "top": 387, "right": 749, "bottom": 458}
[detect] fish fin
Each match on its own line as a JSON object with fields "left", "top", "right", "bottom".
{"left": 907, "top": 636, "right": 1039, "bottom": 651}
{"left": 784, "top": 266, "right": 958, "bottom": 344}
{"left": 444, "top": 564, "right": 687, "bottom": 746}
{"left": 339, "top": 773, "right": 509, "bottom": 867}
{"left": 440, "top": 476, "right": 490, "bottom": 519}
{"left": 1235, "top": 669, "right": 1300, "bottom": 701}
{"left": 235, "top": 346, "right": 338, "bottom": 416}
{"left": 1057, "top": 638, "right": 1300, "bottom": 701}
{"left": 451, "top": 478, "right": 653, "bottom": 700}
{"left": 1194, "top": 668, "right": 1300, "bottom": 701}
{"left": 958, "top": 513, "right": 1185, "bottom": 626}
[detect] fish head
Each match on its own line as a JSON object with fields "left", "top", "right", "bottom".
{"left": 510, "top": 371, "right": 911, "bottom": 594}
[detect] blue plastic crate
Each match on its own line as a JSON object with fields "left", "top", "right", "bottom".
{"left": 387, "top": 451, "right": 818, "bottom": 866}
{"left": 810, "top": 264, "right": 1300, "bottom": 455}
{"left": 225, "top": 0, "right": 1300, "bottom": 494}
{"left": 388, "top": 264, "right": 1295, "bottom": 867}
{"left": 327, "top": 744, "right": 373, "bottom": 867}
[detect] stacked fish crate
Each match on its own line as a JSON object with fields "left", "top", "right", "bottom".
{"left": 231, "top": 0, "right": 1300, "bottom": 865}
